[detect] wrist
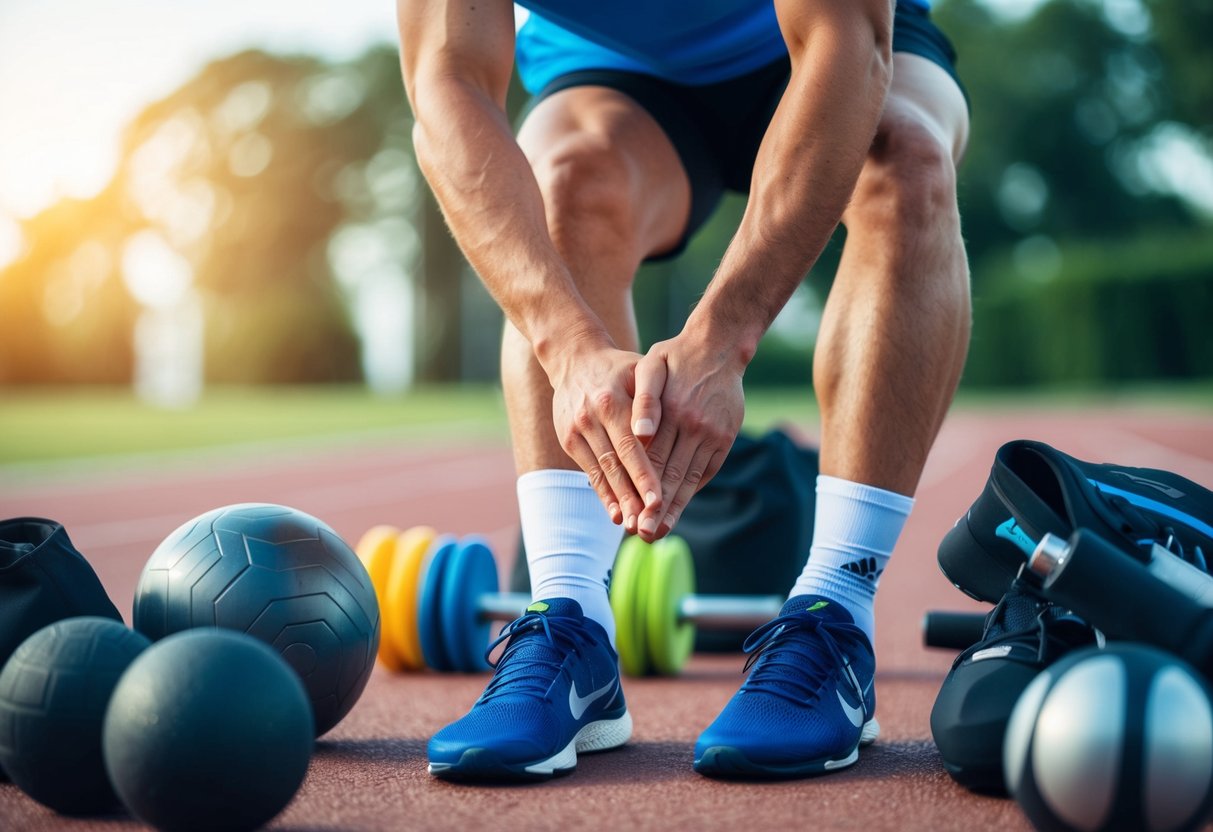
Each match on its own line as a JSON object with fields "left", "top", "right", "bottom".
{"left": 682, "top": 303, "right": 760, "bottom": 372}
{"left": 533, "top": 318, "right": 615, "bottom": 379}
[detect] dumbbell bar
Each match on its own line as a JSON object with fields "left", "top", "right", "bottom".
{"left": 922, "top": 527, "right": 1213, "bottom": 653}
{"left": 356, "top": 525, "right": 784, "bottom": 677}
{"left": 476, "top": 592, "right": 783, "bottom": 632}
{"left": 921, "top": 610, "right": 986, "bottom": 650}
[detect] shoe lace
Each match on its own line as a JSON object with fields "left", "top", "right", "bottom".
{"left": 965, "top": 584, "right": 1096, "bottom": 667}
{"left": 478, "top": 613, "right": 596, "bottom": 704}
{"left": 1105, "top": 495, "right": 1208, "bottom": 572}
{"left": 738, "top": 611, "right": 868, "bottom": 712}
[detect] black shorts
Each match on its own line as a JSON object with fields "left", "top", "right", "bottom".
{"left": 528, "top": 2, "right": 964, "bottom": 258}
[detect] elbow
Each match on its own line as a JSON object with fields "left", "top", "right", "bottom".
{"left": 783, "top": 0, "right": 893, "bottom": 98}
{"left": 840, "top": 0, "right": 894, "bottom": 101}
{"left": 866, "top": 0, "right": 894, "bottom": 99}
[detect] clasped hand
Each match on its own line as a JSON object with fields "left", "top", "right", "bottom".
{"left": 549, "top": 335, "right": 744, "bottom": 542}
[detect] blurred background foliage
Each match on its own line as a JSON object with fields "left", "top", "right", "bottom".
{"left": 0, "top": 0, "right": 1209, "bottom": 398}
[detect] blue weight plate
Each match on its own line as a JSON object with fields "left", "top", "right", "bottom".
{"left": 441, "top": 537, "right": 499, "bottom": 673}
{"left": 417, "top": 535, "right": 457, "bottom": 672}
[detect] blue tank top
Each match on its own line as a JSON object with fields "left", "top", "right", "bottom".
{"left": 515, "top": 0, "right": 930, "bottom": 92}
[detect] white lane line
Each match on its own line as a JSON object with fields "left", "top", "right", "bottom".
{"left": 0, "top": 437, "right": 506, "bottom": 501}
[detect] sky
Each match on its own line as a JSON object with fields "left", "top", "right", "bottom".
{"left": 6, "top": 0, "right": 1202, "bottom": 241}
{"left": 0, "top": 0, "right": 399, "bottom": 222}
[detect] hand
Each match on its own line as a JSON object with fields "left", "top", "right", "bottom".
{"left": 631, "top": 333, "right": 744, "bottom": 541}
{"left": 548, "top": 344, "right": 663, "bottom": 533}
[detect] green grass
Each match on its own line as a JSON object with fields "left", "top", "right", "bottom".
{"left": 0, "top": 385, "right": 510, "bottom": 466}
{"left": 1, "top": 382, "right": 1208, "bottom": 467}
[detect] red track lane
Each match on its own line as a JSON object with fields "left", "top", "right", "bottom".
{"left": 1, "top": 407, "right": 1211, "bottom": 831}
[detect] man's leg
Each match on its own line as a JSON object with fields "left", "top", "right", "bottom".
{"left": 695, "top": 53, "right": 969, "bottom": 780}
{"left": 790, "top": 53, "right": 971, "bottom": 639}
{"left": 429, "top": 86, "right": 691, "bottom": 781}
{"left": 506, "top": 87, "right": 691, "bottom": 643}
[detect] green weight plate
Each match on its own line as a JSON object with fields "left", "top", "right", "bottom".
{"left": 645, "top": 536, "right": 695, "bottom": 676}
{"left": 610, "top": 536, "right": 650, "bottom": 677}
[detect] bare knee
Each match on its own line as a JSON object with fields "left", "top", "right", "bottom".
{"left": 532, "top": 135, "right": 642, "bottom": 260}
{"left": 845, "top": 110, "right": 958, "bottom": 236}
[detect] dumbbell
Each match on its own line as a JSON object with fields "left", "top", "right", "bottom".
{"left": 609, "top": 535, "right": 783, "bottom": 675}
{"left": 355, "top": 525, "right": 785, "bottom": 677}
{"left": 922, "top": 529, "right": 1213, "bottom": 653}
{"left": 921, "top": 610, "right": 986, "bottom": 650}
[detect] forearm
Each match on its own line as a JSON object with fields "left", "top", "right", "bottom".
{"left": 409, "top": 78, "right": 611, "bottom": 368}
{"left": 687, "top": 3, "right": 893, "bottom": 363}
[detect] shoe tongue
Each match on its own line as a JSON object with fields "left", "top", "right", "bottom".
{"left": 779, "top": 594, "right": 854, "bottom": 624}
{"left": 525, "top": 597, "right": 585, "bottom": 619}
{"left": 986, "top": 580, "right": 1050, "bottom": 637}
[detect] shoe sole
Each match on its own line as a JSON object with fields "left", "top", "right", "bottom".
{"left": 937, "top": 512, "right": 1022, "bottom": 604}
{"left": 428, "top": 710, "right": 633, "bottom": 782}
{"left": 693, "top": 718, "right": 879, "bottom": 780}
{"left": 941, "top": 760, "right": 1009, "bottom": 795}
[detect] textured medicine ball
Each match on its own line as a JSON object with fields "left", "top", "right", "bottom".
{"left": 103, "top": 629, "right": 314, "bottom": 832}
{"left": 0, "top": 617, "right": 150, "bottom": 814}
{"left": 1004, "top": 644, "right": 1213, "bottom": 832}
{"left": 132, "top": 503, "right": 379, "bottom": 736}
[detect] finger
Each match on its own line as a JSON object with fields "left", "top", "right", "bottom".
{"left": 640, "top": 417, "right": 677, "bottom": 515}
{"left": 653, "top": 443, "right": 717, "bottom": 541}
{"left": 606, "top": 423, "right": 663, "bottom": 530}
{"left": 700, "top": 447, "right": 729, "bottom": 490}
{"left": 640, "top": 425, "right": 691, "bottom": 535}
{"left": 657, "top": 448, "right": 728, "bottom": 537}
{"left": 631, "top": 355, "right": 667, "bottom": 443}
{"left": 561, "top": 432, "right": 623, "bottom": 525}
{"left": 583, "top": 425, "right": 647, "bottom": 534}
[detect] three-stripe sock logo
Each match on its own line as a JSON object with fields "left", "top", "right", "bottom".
{"left": 841, "top": 557, "right": 883, "bottom": 581}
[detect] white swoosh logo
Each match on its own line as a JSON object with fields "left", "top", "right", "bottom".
{"left": 836, "top": 689, "right": 864, "bottom": 728}
{"left": 569, "top": 679, "right": 616, "bottom": 720}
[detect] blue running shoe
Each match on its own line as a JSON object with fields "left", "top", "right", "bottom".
{"left": 694, "top": 595, "right": 879, "bottom": 778}
{"left": 427, "top": 598, "right": 631, "bottom": 781}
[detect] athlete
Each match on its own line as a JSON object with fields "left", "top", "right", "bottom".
{"left": 400, "top": 0, "right": 970, "bottom": 780}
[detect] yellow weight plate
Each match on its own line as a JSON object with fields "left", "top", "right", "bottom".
{"left": 356, "top": 525, "right": 404, "bottom": 671}
{"left": 385, "top": 526, "right": 436, "bottom": 672}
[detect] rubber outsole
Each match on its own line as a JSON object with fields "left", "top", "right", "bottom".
{"left": 942, "top": 760, "right": 1008, "bottom": 795}
{"left": 428, "top": 711, "right": 632, "bottom": 782}
{"left": 937, "top": 513, "right": 1023, "bottom": 604}
{"left": 693, "top": 718, "right": 880, "bottom": 780}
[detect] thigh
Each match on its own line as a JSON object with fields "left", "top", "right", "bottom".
{"left": 887, "top": 0, "right": 971, "bottom": 162}
{"left": 517, "top": 85, "right": 696, "bottom": 260}
{"left": 884, "top": 52, "right": 970, "bottom": 165}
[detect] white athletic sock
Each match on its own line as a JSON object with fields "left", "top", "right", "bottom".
{"left": 517, "top": 469, "right": 624, "bottom": 645}
{"left": 790, "top": 474, "right": 914, "bottom": 643}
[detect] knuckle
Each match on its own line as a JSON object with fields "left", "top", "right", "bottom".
{"left": 668, "top": 493, "right": 688, "bottom": 515}
{"left": 586, "top": 466, "right": 608, "bottom": 491}
{"left": 634, "top": 391, "right": 659, "bottom": 409}
{"left": 573, "top": 408, "right": 594, "bottom": 432}
{"left": 662, "top": 462, "right": 685, "bottom": 485}
{"left": 614, "top": 433, "right": 643, "bottom": 458}
{"left": 592, "top": 389, "right": 615, "bottom": 412}
{"left": 559, "top": 433, "right": 579, "bottom": 456}
{"left": 597, "top": 450, "right": 623, "bottom": 476}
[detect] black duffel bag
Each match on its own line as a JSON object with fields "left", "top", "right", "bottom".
{"left": 0, "top": 518, "right": 122, "bottom": 667}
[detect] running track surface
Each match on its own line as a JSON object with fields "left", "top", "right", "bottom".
{"left": 2, "top": 406, "right": 1211, "bottom": 831}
